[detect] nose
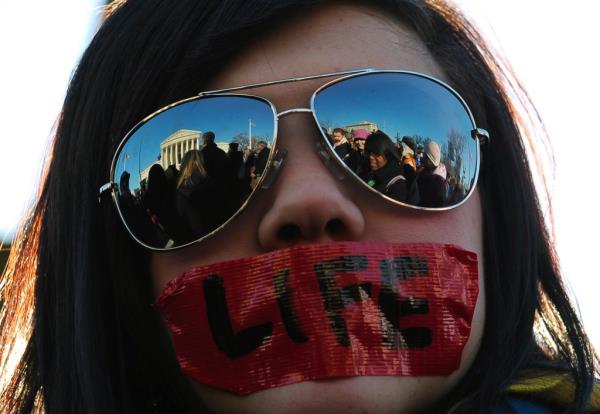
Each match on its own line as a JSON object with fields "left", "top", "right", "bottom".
{"left": 257, "top": 118, "right": 365, "bottom": 250}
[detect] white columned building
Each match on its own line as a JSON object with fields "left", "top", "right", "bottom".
{"left": 160, "top": 129, "right": 202, "bottom": 169}
{"left": 138, "top": 129, "right": 235, "bottom": 183}
{"left": 140, "top": 129, "right": 202, "bottom": 183}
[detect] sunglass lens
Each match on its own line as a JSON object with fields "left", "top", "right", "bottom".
{"left": 113, "top": 96, "right": 275, "bottom": 249}
{"left": 313, "top": 72, "right": 479, "bottom": 209}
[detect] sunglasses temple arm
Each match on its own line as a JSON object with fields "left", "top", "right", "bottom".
{"left": 259, "top": 149, "right": 287, "bottom": 190}
{"left": 98, "top": 182, "right": 117, "bottom": 204}
{"left": 472, "top": 128, "right": 490, "bottom": 145}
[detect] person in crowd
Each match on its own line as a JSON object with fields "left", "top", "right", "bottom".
{"left": 347, "top": 128, "right": 371, "bottom": 180}
{"left": 417, "top": 141, "right": 447, "bottom": 207}
{"left": 164, "top": 164, "right": 179, "bottom": 190}
{"left": 332, "top": 127, "right": 352, "bottom": 161}
{"left": 200, "top": 130, "right": 227, "bottom": 180}
{"left": 226, "top": 142, "right": 243, "bottom": 177}
{"left": 400, "top": 135, "right": 418, "bottom": 193}
{"left": 1, "top": 1, "right": 598, "bottom": 413}
{"left": 415, "top": 143, "right": 424, "bottom": 168}
{"left": 448, "top": 175, "right": 467, "bottom": 206}
{"left": 251, "top": 140, "right": 270, "bottom": 181}
{"left": 243, "top": 147, "right": 254, "bottom": 165}
{"left": 400, "top": 136, "right": 417, "bottom": 169}
{"left": 141, "top": 164, "right": 172, "bottom": 243}
{"left": 226, "top": 142, "right": 244, "bottom": 205}
{"left": 241, "top": 147, "right": 255, "bottom": 196}
{"left": 175, "top": 149, "right": 215, "bottom": 237}
{"left": 117, "top": 169, "right": 156, "bottom": 245}
{"left": 364, "top": 130, "right": 408, "bottom": 202}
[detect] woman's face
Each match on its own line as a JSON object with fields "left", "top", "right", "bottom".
{"left": 355, "top": 139, "right": 365, "bottom": 151}
{"left": 151, "top": 3, "right": 485, "bottom": 413}
{"left": 368, "top": 153, "right": 387, "bottom": 171}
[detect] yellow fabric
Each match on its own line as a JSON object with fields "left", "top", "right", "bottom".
{"left": 506, "top": 369, "right": 600, "bottom": 412}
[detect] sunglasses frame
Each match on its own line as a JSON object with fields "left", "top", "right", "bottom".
{"left": 100, "top": 68, "right": 490, "bottom": 251}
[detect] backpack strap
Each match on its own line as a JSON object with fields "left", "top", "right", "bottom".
{"left": 386, "top": 174, "right": 406, "bottom": 191}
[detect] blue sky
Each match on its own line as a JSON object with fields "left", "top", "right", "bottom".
{"left": 315, "top": 72, "right": 474, "bottom": 142}
{"left": 117, "top": 96, "right": 275, "bottom": 182}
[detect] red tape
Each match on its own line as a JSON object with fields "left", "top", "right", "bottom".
{"left": 156, "top": 242, "right": 479, "bottom": 395}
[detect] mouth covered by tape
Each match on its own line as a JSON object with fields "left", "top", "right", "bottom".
{"left": 155, "top": 242, "right": 479, "bottom": 395}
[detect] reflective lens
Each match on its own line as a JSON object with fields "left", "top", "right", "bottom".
{"left": 113, "top": 96, "right": 276, "bottom": 249}
{"left": 313, "top": 72, "right": 479, "bottom": 209}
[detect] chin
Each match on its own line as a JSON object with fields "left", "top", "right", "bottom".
{"left": 192, "top": 375, "right": 453, "bottom": 414}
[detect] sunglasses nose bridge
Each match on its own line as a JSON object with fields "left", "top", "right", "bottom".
{"left": 274, "top": 108, "right": 348, "bottom": 182}
{"left": 276, "top": 108, "right": 313, "bottom": 118}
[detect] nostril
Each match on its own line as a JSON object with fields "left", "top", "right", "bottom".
{"left": 325, "top": 218, "right": 345, "bottom": 236}
{"left": 277, "top": 223, "right": 301, "bottom": 243}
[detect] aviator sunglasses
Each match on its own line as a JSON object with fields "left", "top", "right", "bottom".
{"left": 99, "top": 69, "right": 490, "bottom": 250}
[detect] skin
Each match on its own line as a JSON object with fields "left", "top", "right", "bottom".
{"left": 368, "top": 153, "right": 388, "bottom": 171}
{"left": 355, "top": 139, "right": 365, "bottom": 151}
{"left": 332, "top": 131, "right": 345, "bottom": 144}
{"left": 151, "top": 3, "right": 485, "bottom": 413}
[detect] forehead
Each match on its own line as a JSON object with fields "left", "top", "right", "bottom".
{"left": 206, "top": 3, "right": 449, "bottom": 107}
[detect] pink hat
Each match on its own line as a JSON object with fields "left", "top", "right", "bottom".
{"left": 352, "top": 128, "right": 369, "bottom": 140}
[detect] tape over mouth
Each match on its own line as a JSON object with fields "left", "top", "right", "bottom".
{"left": 156, "top": 241, "right": 479, "bottom": 395}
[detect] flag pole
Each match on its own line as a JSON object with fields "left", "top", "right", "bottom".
{"left": 249, "top": 118, "right": 253, "bottom": 149}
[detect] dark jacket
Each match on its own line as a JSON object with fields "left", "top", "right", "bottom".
{"left": 368, "top": 160, "right": 407, "bottom": 202}
{"left": 243, "top": 153, "right": 255, "bottom": 181}
{"left": 227, "top": 150, "right": 244, "bottom": 180}
{"left": 347, "top": 149, "right": 370, "bottom": 180}
{"left": 417, "top": 168, "right": 446, "bottom": 207}
{"left": 254, "top": 147, "right": 270, "bottom": 176}
{"left": 334, "top": 142, "right": 351, "bottom": 161}
{"left": 176, "top": 172, "right": 218, "bottom": 238}
{"left": 201, "top": 142, "right": 227, "bottom": 180}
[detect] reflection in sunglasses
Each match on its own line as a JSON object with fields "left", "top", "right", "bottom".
{"left": 106, "top": 72, "right": 484, "bottom": 250}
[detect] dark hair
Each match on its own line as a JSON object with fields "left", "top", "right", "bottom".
{"left": 402, "top": 136, "right": 417, "bottom": 152}
{"left": 1, "top": 1, "right": 596, "bottom": 413}
{"left": 364, "top": 130, "right": 401, "bottom": 163}
{"left": 202, "top": 131, "right": 215, "bottom": 143}
{"left": 332, "top": 127, "right": 347, "bottom": 136}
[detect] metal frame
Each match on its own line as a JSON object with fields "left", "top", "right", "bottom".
{"left": 99, "top": 68, "right": 490, "bottom": 251}
{"left": 309, "top": 69, "right": 486, "bottom": 212}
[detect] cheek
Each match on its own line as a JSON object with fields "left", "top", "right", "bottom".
{"left": 361, "top": 189, "right": 483, "bottom": 252}
{"left": 149, "top": 209, "right": 267, "bottom": 298}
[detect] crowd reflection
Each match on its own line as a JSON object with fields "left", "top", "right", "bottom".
{"left": 117, "top": 125, "right": 472, "bottom": 248}
{"left": 117, "top": 131, "right": 272, "bottom": 247}
{"left": 328, "top": 128, "right": 471, "bottom": 208}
